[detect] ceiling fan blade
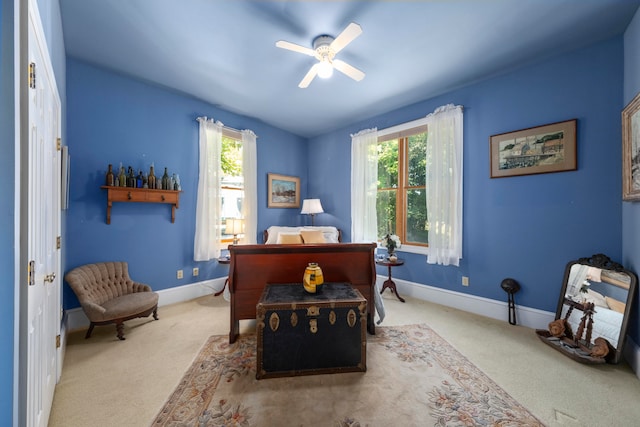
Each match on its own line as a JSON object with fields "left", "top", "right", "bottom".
{"left": 299, "top": 63, "right": 319, "bottom": 88}
{"left": 332, "top": 59, "right": 365, "bottom": 82}
{"left": 330, "top": 22, "right": 362, "bottom": 54}
{"left": 276, "top": 40, "right": 316, "bottom": 57}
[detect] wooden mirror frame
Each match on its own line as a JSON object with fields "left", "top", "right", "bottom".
{"left": 537, "top": 254, "right": 637, "bottom": 364}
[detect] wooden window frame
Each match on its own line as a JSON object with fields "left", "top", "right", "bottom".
{"left": 377, "top": 121, "right": 428, "bottom": 248}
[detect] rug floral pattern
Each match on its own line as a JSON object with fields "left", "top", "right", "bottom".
{"left": 152, "top": 324, "right": 544, "bottom": 426}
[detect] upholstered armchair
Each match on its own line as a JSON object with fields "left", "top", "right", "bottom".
{"left": 64, "top": 262, "right": 159, "bottom": 340}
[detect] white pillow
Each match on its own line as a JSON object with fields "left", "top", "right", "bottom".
{"left": 265, "top": 226, "right": 303, "bottom": 244}
{"left": 265, "top": 226, "right": 339, "bottom": 244}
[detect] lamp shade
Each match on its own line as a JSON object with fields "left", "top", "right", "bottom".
{"left": 226, "top": 218, "right": 245, "bottom": 235}
{"left": 301, "top": 199, "right": 324, "bottom": 215}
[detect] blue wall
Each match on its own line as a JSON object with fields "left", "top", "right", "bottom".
{"left": 623, "top": 8, "right": 640, "bottom": 347}
{"left": 64, "top": 59, "right": 308, "bottom": 308}
{"left": 310, "top": 37, "right": 624, "bottom": 313}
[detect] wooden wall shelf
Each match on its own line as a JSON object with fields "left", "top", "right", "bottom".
{"left": 101, "top": 186, "right": 181, "bottom": 224}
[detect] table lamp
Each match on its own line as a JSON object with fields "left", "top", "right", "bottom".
{"left": 226, "top": 218, "right": 245, "bottom": 245}
{"left": 301, "top": 199, "right": 324, "bottom": 225}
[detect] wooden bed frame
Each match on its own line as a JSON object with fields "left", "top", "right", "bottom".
{"left": 228, "top": 243, "right": 377, "bottom": 343}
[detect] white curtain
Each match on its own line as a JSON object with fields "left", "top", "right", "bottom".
{"left": 350, "top": 128, "right": 379, "bottom": 243}
{"left": 425, "top": 104, "right": 464, "bottom": 266}
{"left": 241, "top": 129, "right": 258, "bottom": 244}
{"left": 194, "top": 117, "right": 224, "bottom": 261}
{"left": 351, "top": 127, "right": 386, "bottom": 324}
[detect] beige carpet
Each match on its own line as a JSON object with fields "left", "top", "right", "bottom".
{"left": 152, "top": 324, "right": 543, "bottom": 426}
{"left": 49, "top": 291, "right": 640, "bottom": 427}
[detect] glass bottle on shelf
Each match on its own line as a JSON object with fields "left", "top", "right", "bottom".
{"left": 137, "top": 170, "right": 144, "bottom": 188}
{"left": 118, "top": 164, "right": 126, "bottom": 187}
{"left": 127, "top": 166, "right": 136, "bottom": 188}
{"left": 105, "top": 164, "right": 115, "bottom": 186}
{"left": 161, "top": 167, "right": 169, "bottom": 190}
{"left": 173, "top": 174, "right": 181, "bottom": 190}
{"left": 148, "top": 164, "right": 156, "bottom": 189}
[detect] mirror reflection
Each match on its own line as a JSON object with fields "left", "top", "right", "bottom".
{"left": 536, "top": 254, "right": 637, "bottom": 364}
{"left": 562, "top": 265, "right": 630, "bottom": 348}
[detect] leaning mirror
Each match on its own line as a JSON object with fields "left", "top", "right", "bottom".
{"left": 536, "top": 254, "right": 637, "bottom": 364}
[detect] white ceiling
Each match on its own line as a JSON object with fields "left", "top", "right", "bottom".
{"left": 59, "top": 0, "right": 639, "bottom": 138}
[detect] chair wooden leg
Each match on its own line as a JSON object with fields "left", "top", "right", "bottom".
{"left": 85, "top": 323, "right": 95, "bottom": 339}
{"left": 115, "top": 322, "right": 125, "bottom": 340}
{"left": 153, "top": 306, "right": 158, "bottom": 320}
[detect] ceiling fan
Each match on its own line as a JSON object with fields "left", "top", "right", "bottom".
{"left": 276, "top": 22, "right": 365, "bottom": 88}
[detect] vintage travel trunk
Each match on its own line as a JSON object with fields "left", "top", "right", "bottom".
{"left": 256, "top": 282, "right": 367, "bottom": 379}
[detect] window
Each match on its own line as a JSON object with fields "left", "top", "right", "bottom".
{"left": 352, "top": 104, "right": 462, "bottom": 264}
{"left": 195, "top": 117, "right": 257, "bottom": 261}
{"left": 221, "top": 133, "right": 243, "bottom": 244}
{"left": 376, "top": 125, "right": 428, "bottom": 247}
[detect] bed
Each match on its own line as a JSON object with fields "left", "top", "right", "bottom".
{"left": 227, "top": 229, "right": 382, "bottom": 343}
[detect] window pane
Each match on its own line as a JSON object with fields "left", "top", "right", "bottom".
{"left": 221, "top": 136, "right": 242, "bottom": 177}
{"left": 221, "top": 136, "right": 243, "bottom": 241}
{"left": 407, "top": 189, "right": 428, "bottom": 244}
{"left": 407, "top": 132, "right": 427, "bottom": 187}
{"left": 377, "top": 139, "right": 398, "bottom": 189}
{"left": 376, "top": 189, "right": 396, "bottom": 238}
{"left": 222, "top": 188, "right": 244, "bottom": 239}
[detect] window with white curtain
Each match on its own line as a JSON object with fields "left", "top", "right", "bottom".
{"left": 351, "top": 104, "right": 463, "bottom": 265}
{"left": 194, "top": 117, "right": 257, "bottom": 261}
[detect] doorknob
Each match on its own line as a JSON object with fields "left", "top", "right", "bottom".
{"left": 44, "top": 272, "right": 56, "bottom": 283}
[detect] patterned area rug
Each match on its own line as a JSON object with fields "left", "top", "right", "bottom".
{"left": 152, "top": 324, "right": 544, "bottom": 426}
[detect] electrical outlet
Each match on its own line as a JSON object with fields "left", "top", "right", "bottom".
{"left": 193, "top": 267, "right": 199, "bottom": 277}
{"left": 177, "top": 269, "right": 183, "bottom": 279}
{"left": 462, "top": 276, "right": 469, "bottom": 286}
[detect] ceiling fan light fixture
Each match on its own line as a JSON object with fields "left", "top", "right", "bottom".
{"left": 317, "top": 59, "right": 333, "bottom": 79}
{"left": 276, "top": 22, "right": 365, "bottom": 88}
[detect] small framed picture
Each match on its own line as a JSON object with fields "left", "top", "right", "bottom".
{"left": 623, "top": 92, "right": 640, "bottom": 201}
{"left": 490, "top": 119, "right": 577, "bottom": 178}
{"left": 267, "top": 173, "right": 300, "bottom": 208}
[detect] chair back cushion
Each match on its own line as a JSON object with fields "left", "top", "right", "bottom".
{"left": 65, "top": 262, "right": 138, "bottom": 306}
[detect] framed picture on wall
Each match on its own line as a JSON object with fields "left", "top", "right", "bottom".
{"left": 490, "top": 119, "right": 577, "bottom": 178}
{"left": 267, "top": 173, "right": 300, "bottom": 208}
{"left": 623, "top": 92, "right": 640, "bottom": 201}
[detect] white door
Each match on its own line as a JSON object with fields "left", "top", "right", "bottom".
{"left": 25, "top": 0, "right": 62, "bottom": 425}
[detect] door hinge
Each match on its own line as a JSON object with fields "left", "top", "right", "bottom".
{"left": 28, "top": 260, "right": 35, "bottom": 286}
{"left": 56, "top": 335, "right": 61, "bottom": 349}
{"left": 28, "top": 62, "right": 36, "bottom": 89}
{"left": 56, "top": 236, "right": 61, "bottom": 249}
{"left": 56, "top": 138, "right": 61, "bottom": 151}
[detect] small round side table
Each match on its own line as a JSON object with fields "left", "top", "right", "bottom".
{"left": 376, "top": 258, "right": 405, "bottom": 303}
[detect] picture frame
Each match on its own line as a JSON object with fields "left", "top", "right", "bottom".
{"left": 267, "top": 173, "right": 300, "bottom": 208}
{"left": 490, "top": 119, "right": 577, "bottom": 178}
{"left": 623, "top": 92, "right": 640, "bottom": 201}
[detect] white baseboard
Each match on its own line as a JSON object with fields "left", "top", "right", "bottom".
{"left": 64, "top": 277, "right": 226, "bottom": 333}
{"left": 378, "top": 275, "right": 555, "bottom": 330}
